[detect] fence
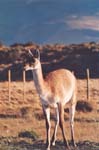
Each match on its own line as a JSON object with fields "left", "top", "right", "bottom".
{"left": 2, "top": 69, "right": 91, "bottom": 103}
{"left": 7, "top": 70, "right": 27, "bottom": 103}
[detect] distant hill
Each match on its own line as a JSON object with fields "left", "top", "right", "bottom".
{"left": 0, "top": 42, "right": 99, "bottom": 81}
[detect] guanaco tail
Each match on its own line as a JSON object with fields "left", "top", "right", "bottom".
{"left": 23, "top": 49, "right": 77, "bottom": 150}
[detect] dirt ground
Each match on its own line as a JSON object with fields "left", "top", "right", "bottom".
{"left": 0, "top": 79, "right": 99, "bottom": 150}
{"left": 0, "top": 137, "right": 99, "bottom": 150}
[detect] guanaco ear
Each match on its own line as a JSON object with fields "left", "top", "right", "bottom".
{"left": 28, "top": 49, "right": 33, "bottom": 57}
{"left": 35, "top": 49, "right": 40, "bottom": 60}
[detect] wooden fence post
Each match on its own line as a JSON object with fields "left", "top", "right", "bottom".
{"left": 8, "top": 70, "right": 11, "bottom": 102}
{"left": 23, "top": 70, "right": 26, "bottom": 102}
{"left": 86, "top": 68, "right": 90, "bottom": 101}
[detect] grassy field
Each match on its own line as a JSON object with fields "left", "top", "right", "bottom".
{"left": 0, "top": 79, "right": 99, "bottom": 150}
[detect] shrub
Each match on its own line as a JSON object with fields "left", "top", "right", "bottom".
{"left": 76, "top": 100, "right": 93, "bottom": 112}
{"left": 18, "top": 130, "right": 39, "bottom": 141}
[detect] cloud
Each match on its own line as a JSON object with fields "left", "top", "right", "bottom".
{"left": 66, "top": 16, "right": 99, "bottom": 31}
{"left": 85, "top": 35, "right": 99, "bottom": 41}
{"left": 95, "top": 12, "right": 99, "bottom": 16}
{"left": 25, "top": 0, "right": 52, "bottom": 4}
{"left": 26, "top": 0, "right": 41, "bottom": 4}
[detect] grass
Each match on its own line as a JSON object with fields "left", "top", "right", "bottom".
{"left": 0, "top": 79, "right": 99, "bottom": 149}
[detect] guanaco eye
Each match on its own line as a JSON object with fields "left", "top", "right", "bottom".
{"left": 29, "top": 62, "right": 34, "bottom": 66}
{"left": 27, "top": 56, "right": 35, "bottom": 63}
{"left": 32, "top": 57, "right": 35, "bottom": 63}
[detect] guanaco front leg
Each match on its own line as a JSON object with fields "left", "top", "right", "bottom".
{"left": 51, "top": 106, "right": 59, "bottom": 146}
{"left": 43, "top": 107, "right": 51, "bottom": 150}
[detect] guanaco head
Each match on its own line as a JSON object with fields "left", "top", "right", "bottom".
{"left": 23, "top": 49, "right": 40, "bottom": 71}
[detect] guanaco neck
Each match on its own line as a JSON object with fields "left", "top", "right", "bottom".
{"left": 32, "top": 63, "right": 46, "bottom": 96}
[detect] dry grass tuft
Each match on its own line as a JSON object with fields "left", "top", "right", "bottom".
{"left": 20, "top": 107, "right": 33, "bottom": 118}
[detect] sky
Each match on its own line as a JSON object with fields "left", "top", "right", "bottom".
{"left": 0, "top": 0, "right": 99, "bottom": 45}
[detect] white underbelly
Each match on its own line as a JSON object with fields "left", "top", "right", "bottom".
{"left": 39, "top": 95, "right": 58, "bottom": 108}
{"left": 39, "top": 88, "right": 74, "bottom": 107}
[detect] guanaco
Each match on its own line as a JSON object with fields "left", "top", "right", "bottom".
{"left": 23, "top": 49, "right": 77, "bottom": 150}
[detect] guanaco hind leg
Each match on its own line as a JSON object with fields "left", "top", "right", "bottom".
{"left": 58, "top": 103, "right": 69, "bottom": 148}
{"left": 69, "top": 93, "right": 76, "bottom": 147}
